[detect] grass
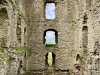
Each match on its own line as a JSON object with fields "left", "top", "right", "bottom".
{"left": 45, "top": 42, "right": 56, "bottom": 47}
{"left": 46, "top": 44, "right": 56, "bottom": 47}
{"left": 15, "top": 46, "right": 30, "bottom": 53}
{"left": 0, "top": 51, "right": 9, "bottom": 61}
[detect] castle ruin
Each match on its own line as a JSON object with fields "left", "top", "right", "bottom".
{"left": 0, "top": 0, "right": 100, "bottom": 75}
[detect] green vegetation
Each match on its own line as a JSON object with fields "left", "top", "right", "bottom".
{"left": 15, "top": 46, "right": 24, "bottom": 52}
{"left": 46, "top": 44, "right": 56, "bottom": 47}
{"left": 1, "top": 54, "right": 9, "bottom": 60}
{"left": 18, "top": 10, "right": 28, "bottom": 22}
{"left": 72, "top": 18, "right": 80, "bottom": 24}
{"left": 27, "top": 72, "right": 33, "bottom": 75}
{"left": 11, "top": 0, "right": 29, "bottom": 23}
{"left": 11, "top": 0, "right": 17, "bottom": 8}
{"left": 15, "top": 46, "right": 30, "bottom": 53}
{"left": 46, "top": 42, "right": 56, "bottom": 47}
{"left": 0, "top": 42, "right": 9, "bottom": 61}
{"left": 72, "top": 0, "right": 100, "bottom": 24}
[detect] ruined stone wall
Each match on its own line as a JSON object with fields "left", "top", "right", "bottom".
{"left": 1, "top": 0, "right": 100, "bottom": 75}
{"left": 26, "top": 0, "right": 78, "bottom": 71}
{"left": 0, "top": 0, "right": 28, "bottom": 75}
{"left": 73, "top": 0, "right": 100, "bottom": 75}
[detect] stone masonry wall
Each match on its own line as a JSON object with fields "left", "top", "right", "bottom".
{"left": 73, "top": 0, "right": 100, "bottom": 75}
{"left": 0, "top": 0, "right": 28, "bottom": 75}
{"left": 26, "top": 0, "right": 77, "bottom": 71}
{"left": 1, "top": 0, "right": 100, "bottom": 75}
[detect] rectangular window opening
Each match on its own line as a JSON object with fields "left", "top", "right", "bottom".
{"left": 45, "top": 3, "right": 55, "bottom": 20}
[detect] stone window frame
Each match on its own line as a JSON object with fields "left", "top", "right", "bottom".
{"left": 45, "top": 52, "right": 56, "bottom": 67}
{"left": 44, "top": 1, "right": 56, "bottom": 20}
{"left": 16, "top": 17, "right": 21, "bottom": 44}
{"left": 43, "top": 29, "right": 58, "bottom": 46}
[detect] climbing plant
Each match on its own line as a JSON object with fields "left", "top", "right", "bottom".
{"left": 11, "top": 0, "right": 29, "bottom": 23}
{"left": 11, "top": 0, "right": 17, "bottom": 7}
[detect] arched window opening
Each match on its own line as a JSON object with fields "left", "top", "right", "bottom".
{"left": 16, "top": 17, "right": 21, "bottom": 44}
{"left": 0, "top": 8, "right": 8, "bottom": 47}
{"left": 0, "top": 8, "right": 8, "bottom": 26}
{"left": 45, "top": 3, "right": 55, "bottom": 19}
{"left": 45, "top": 52, "right": 56, "bottom": 67}
{"left": 0, "top": 8, "right": 8, "bottom": 18}
{"left": 44, "top": 29, "right": 58, "bottom": 47}
{"left": 82, "top": 26, "right": 88, "bottom": 48}
{"left": 45, "top": 31, "right": 55, "bottom": 44}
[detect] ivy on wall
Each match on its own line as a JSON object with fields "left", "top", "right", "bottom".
{"left": 11, "top": 0, "right": 17, "bottom": 8}
{"left": 11, "top": 0, "right": 28, "bottom": 23}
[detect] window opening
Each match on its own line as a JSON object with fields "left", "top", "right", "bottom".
{"left": 16, "top": 17, "right": 21, "bottom": 44}
{"left": 45, "top": 31, "right": 55, "bottom": 44}
{"left": 45, "top": 52, "right": 56, "bottom": 67}
{"left": 19, "top": 60, "right": 23, "bottom": 68}
{"left": 76, "top": 54, "right": 80, "bottom": 61}
{"left": 0, "top": 8, "right": 8, "bottom": 18}
{"left": 44, "top": 29, "right": 58, "bottom": 47}
{"left": 24, "top": 27, "right": 27, "bottom": 46}
{"left": 45, "top": 3, "right": 55, "bottom": 19}
{"left": 82, "top": 26, "right": 88, "bottom": 48}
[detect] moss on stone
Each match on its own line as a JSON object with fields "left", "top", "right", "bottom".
{"left": 11, "top": 0, "right": 17, "bottom": 8}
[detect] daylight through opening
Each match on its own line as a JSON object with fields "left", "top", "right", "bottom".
{"left": 45, "top": 52, "right": 56, "bottom": 67}
{"left": 45, "top": 3, "right": 55, "bottom": 19}
{"left": 44, "top": 29, "right": 58, "bottom": 47}
{"left": 45, "top": 31, "right": 55, "bottom": 44}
